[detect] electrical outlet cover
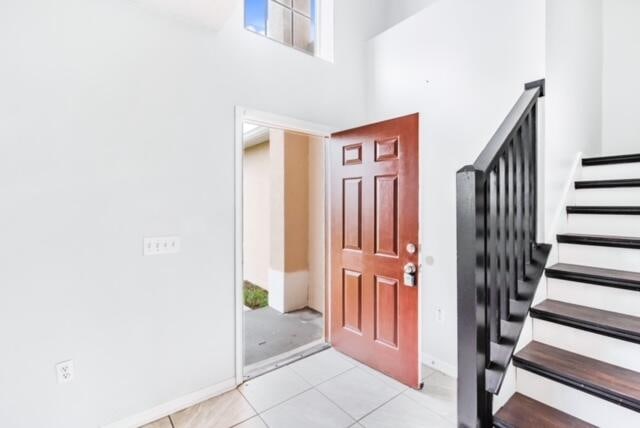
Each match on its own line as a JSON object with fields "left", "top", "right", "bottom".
{"left": 56, "top": 360, "right": 74, "bottom": 384}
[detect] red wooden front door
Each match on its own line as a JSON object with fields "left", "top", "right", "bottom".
{"left": 330, "top": 113, "right": 420, "bottom": 388}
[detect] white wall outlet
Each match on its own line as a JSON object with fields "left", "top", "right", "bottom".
{"left": 56, "top": 360, "right": 74, "bottom": 384}
{"left": 436, "top": 307, "right": 444, "bottom": 323}
{"left": 143, "top": 236, "right": 181, "bottom": 256}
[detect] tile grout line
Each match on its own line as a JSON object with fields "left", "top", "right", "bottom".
{"left": 401, "top": 376, "right": 458, "bottom": 424}
{"left": 310, "top": 364, "right": 410, "bottom": 425}
{"left": 238, "top": 348, "right": 347, "bottom": 424}
{"left": 422, "top": 367, "right": 438, "bottom": 381}
{"left": 399, "top": 390, "right": 455, "bottom": 425}
{"left": 233, "top": 387, "right": 271, "bottom": 428}
{"left": 346, "top": 367, "right": 447, "bottom": 424}
{"left": 311, "top": 383, "right": 359, "bottom": 425}
{"left": 178, "top": 355, "right": 450, "bottom": 428}
{"left": 242, "top": 361, "right": 361, "bottom": 417}
{"left": 238, "top": 368, "right": 316, "bottom": 415}
{"left": 243, "top": 358, "right": 433, "bottom": 425}
{"left": 354, "top": 387, "right": 407, "bottom": 423}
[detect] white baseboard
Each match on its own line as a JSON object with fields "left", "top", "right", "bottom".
{"left": 102, "top": 377, "right": 236, "bottom": 428}
{"left": 422, "top": 352, "right": 457, "bottom": 379}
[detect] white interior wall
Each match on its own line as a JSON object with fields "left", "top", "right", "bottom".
{"left": 365, "top": 0, "right": 546, "bottom": 376}
{"left": 544, "top": 0, "right": 603, "bottom": 241}
{"left": 380, "top": 0, "right": 439, "bottom": 32}
{"left": 0, "top": 0, "right": 374, "bottom": 426}
{"left": 602, "top": 0, "right": 640, "bottom": 155}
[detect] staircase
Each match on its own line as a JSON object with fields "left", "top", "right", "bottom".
{"left": 494, "top": 153, "right": 640, "bottom": 427}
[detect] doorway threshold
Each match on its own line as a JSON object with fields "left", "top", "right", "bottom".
{"left": 243, "top": 340, "right": 329, "bottom": 382}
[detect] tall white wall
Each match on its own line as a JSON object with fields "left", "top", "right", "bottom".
{"left": 379, "top": 0, "right": 438, "bottom": 32}
{"left": 0, "top": 0, "right": 372, "bottom": 426}
{"left": 365, "top": 0, "right": 546, "bottom": 375}
{"left": 602, "top": 0, "right": 640, "bottom": 155}
{"left": 544, "top": 0, "right": 603, "bottom": 240}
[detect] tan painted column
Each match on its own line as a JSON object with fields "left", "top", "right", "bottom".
{"left": 307, "top": 136, "right": 325, "bottom": 313}
{"left": 269, "top": 130, "right": 311, "bottom": 313}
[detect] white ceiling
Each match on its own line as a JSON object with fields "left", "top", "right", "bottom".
{"left": 136, "top": 0, "right": 237, "bottom": 30}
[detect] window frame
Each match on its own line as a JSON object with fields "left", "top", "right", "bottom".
{"left": 244, "top": 0, "right": 333, "bottom": 61}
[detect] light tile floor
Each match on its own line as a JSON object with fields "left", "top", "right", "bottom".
{"left": 142, "top": 348, "right": 457, "bottom": 428}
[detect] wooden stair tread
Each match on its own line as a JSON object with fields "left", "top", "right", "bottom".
{"left": 582, "top": 153, "right": 640, "bottom": 166}
{"left": 567, "top": 206, "right": 640, "bottom": 215}
{"left": 575, "top": 178, "right": 640, "bottom": 189}
{"left": 494, "top": 393, "right": 595, "bottom": 428}
{"left": 513, "top": 342, "right": 640, "bottom": 411}
{"left": 546, "top": 263, "right": 640, "bottom": 291}
{"left": 557, "top": 233, "right": 640, "bottom": 249}
{"left": 531, "top": 300, "right": 640, "bottom": 343}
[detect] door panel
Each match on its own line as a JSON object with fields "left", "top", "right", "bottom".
{"left": 342, "top": 269, "right": 363, "bottom": 333}
{"left": 342, "top": 178, "right": 363, "bottom": 251}
{"left": 330, "top": 113, "right": 420, "bottom": 388}
{"left": 374, "top": 175, "right": 398, "bottom": 256}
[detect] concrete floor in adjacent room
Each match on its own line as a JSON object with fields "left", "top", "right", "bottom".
{"left": 244, "top": 306, "right": 323, "bottom": 366}
{"left": 143, "top": 348, "right": 457, "bottom": 428}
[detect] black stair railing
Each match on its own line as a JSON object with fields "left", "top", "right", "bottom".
{"left": 456, "top": 79, "right": 550, "bottom": 427}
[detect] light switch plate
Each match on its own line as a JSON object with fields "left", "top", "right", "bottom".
{"left": 144, "top": 236, "right": 181, "bottom": 255}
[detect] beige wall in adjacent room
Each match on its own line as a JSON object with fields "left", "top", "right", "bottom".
{"left": 260, "top": 129, "right": 325, "bottom": 314}
{"left": 269, "top": 129, "right": 286, "bottom": 274}
{"left": 284, "top": 132, "right": 310, "bottom": 273}
{"left": 243, "top": 141, "right": 271, "bottom": 290}
{"left": 307, "top": 136, "right": 325, "bottom": 313}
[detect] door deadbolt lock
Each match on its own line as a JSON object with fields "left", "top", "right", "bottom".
{"left": 404, "top": 263, "right": 417, "bottom": 287}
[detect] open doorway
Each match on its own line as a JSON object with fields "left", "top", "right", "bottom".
{"left": 235, "top": 109, "right": 421, "bottom": 389}
{"left": 238, "top": 113, "right": 329, "bottom": 379}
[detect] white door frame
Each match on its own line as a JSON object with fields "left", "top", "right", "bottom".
{"left": 234, "top": 106, "right": 332, "bottom": 385}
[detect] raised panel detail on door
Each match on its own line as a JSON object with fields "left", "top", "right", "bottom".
{"left": 342, "top": 269, "right": 362, "bottom": 333}
{"left": 331, "top": 113, "right": 419, "bottom": 388}
{"left": 342, "top": 178, "right": 362, "bottom": 251}
{"left": 343, "top": 143, "right": 363, "bottom": 165}
{"left": 374, "top": 275, "right": 399, "bottom": 348}
{"left": 375, "top": 137, "right": 399, "bottom": 161}
{"left": 375, "top": 175, "right": 398, "bottom": 257}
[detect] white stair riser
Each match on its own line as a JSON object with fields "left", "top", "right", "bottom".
{"left": 516, "top": 369, "right": 640, "bottom": 428}
{"left": 567, "top": 214, "right": 640, "bottom": 236}
{"left": 575, "top": 187, "right": 640, "bottom": 205}
{"left": 581, "top": 163, "right": 640, "bottom": 180}
{"left": 547, "top": 278, "right": 640, "bottom": 317}
{"left": 532, "top": 319, "right": 640, "bottom": 372}
{"left": 558, "top": 243, "right": 640, "bottom": 273}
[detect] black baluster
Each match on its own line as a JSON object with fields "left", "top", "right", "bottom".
{"left": 498, "top": 155, "right": 509, "bottom": 320}
{"left": 530, "top": 105, "right": 538, "bottom": 247}
{"left": 523, "top": 117, "right": 532, "bottom": 265}
{"left": 507, "top": 141, "right": 517, "bottom": 299}
{"left": 489, "top": 168, "right": 500, "bottom": 342}
{"left": 514, "top": 130, "right": 524, "bottom": 280}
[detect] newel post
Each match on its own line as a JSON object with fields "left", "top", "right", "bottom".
{"left": 457, "top": 166, "right": 491, "bottom": 427}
